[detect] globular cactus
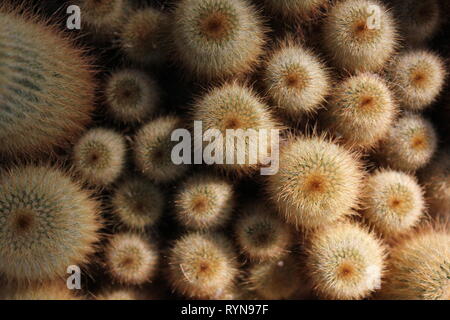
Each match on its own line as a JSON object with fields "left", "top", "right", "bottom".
{"left": 267, "top": 135, "right": 363, "bottom": 229}
{"left": 0, "top": 6, "right": 95, "bottom": 159}
{"left": 246, "top": 255, "right": 303, "bottom": 300}
{"left": 380, "top": 228, "right": 450, "bottom": 300}
{"left": 419, "top": 152, "right": 450, "bottom": 219}
{"left": 263, "top": 41, "right": 330, "bottom": 119}
{"left": 0, "top": 165, "right": 102, "bottom": 283}
{"left": 192, "top": 82, "right": 280, "bottom": 176}
{"left": 73, "top": 128, "right": 126, "bottom": 187}
{"left": 324, "top": 73, "right": 397, "bottom": 149}
{"left": 378, "top": 113, "right": 437, "bottom": 172}
{"left": 391, "top": 0, "right": 441, "bottom": 46}
{"left": 322, "top": 0, "right": 398, "bottom": 73}
{"left": 171, "top": 0, "right": 266, "bottom": 80}
{"left": 235, "top": 202, "right": 293, "bottom": 261}
{"left": 0, "top": 282, "right": 80, "bottom": 300}
{"left": 168, "top": 232, "right": 238, "bottom": 299}
{"left": 174, "top": 173, "right": 235, "bottom": 230}
{"left": 306, "top": 222, "right": 385, "bottom": 300}
{"left": 119, "top": 7, "right": 169, "bottom": 65}
{"left": 263, "top": 0, "right": 329, "bottom": 21}
{"left": 362, "top": 170, "right": 424, "bottom": 237}
{"left": 134, "top": 115, "right": 188, "bottom": 183}
{"left": 111, "top": 176, "right": 165, "bottom": 231}
{"left": 95, "top": 287, "right": 149, "bottom": 300}
{"left": 105, "top": 233, "right": 159, "bottom": 285}
{"left": 105, "top": 69, "right": 160, "bottom": 124}
{"left": 387, "top": 51, "right": 446, "bottom": 111}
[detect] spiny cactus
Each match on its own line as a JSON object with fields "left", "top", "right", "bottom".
{"left": 0, "top": 165, "right": 102, "bottom": 283}
{"left": 174, "top": 173, "right": 235, "bottom": 230}
{"left": 362, "top": 170, "right": 424, "bottom": 237}
{"left": 192, "top": 82, "right": 280, "bottom": 176}
{"left": 322, "top": 0, "right": 398, "bottom": 73}
{"left": 380, "top": 228, "right": 450, "bottom": 300}
{"left": 105, "top": 233, "right": 159, "bottom": 285}
{"left": 73, "top": 128, "right": 126, "bottom": 187}
{"left": 324, "top": 73, "right": 397, "bottom": 149}
{"left": 111, "top": 176, "right": 165, "bottom": 231}
{"left": 119, "top": 7, "right": 169, "bottom": 65}
{"left": 95, "top": 287, "right": 148, "bottom": 300}
{"left": 387, "top": 50, "right": 446, "bottom": 111}
{"left": 246, "top": 255, "right": 303, "bottom": 300}
{"left": 263, "top": 41, "right": 330, "bottom": 119}
{"left": 263, "top": 0, "right": 329, "bottom": 21}
{"left": 267, "top": 135, "right": 363, "bottom": 229}
{"left": 168, "top": 232, "right": 238, "bottom": 299}
{"left": 0, "top": 282, "right": 80, "bottom": 300}
{"left": 105, "top": 69, "right": 160, "bottom": 124}
{"left": 134, "top": 115, "right": 188, "bottom": 183}
{"left": 378, "top": 113, "right": 437, "bottom": 172}
{"left": 171, "top": 0, "right": 266, "bottom": 80}
{"left": 306, "top": 222, "right": 385, "bottom": 300}
{"left": 235, "top": 202, "right": 293, "bottom": 261}
{"left": 0, "top": 6, "right": 95, "bottom": 159}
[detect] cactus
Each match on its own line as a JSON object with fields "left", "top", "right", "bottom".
{"left": 235, "top": 202, "right": 293, "bottom": 261}
{"left": 306, "top": 222, "right": 385, "bottom": 300}
{"left": 324, "top": 73, "right": 397, "bottom": 149}
{"left": 0, "top": 165, "right": 102, "bottom": 283}
{"left": 246, "top": 255, "right": 303, "bottom": 300}
{"left": 168, "top": 232, "right": 238, "bottom": 299}
{"left": 171, "top": 0, "right": 266, "bottom": 80}
{"left": 267, "top": 135, "right": 363, "bottom": 229}
{"left": 378, "top": 113, "right": 437, "bottom": 172}
{"left": 174, "top": 173, "right": 235, "bottom": 230}
{"left": 111, "top": 176, "right": 165, "bottom": 231}
{"left": 95, "top": 288, "right": 147, "bottom": 300}
{"left": 322, "top": 0, "right": 398, "bottom": 73}
{"left": 105, "top": 69, "right": 160, "bottom": 124}
{"left": 119, "top": 7, "right": 169, "bottom": 65}
{"left": 362, "top": 170, "right": 424, "bottom": 237}
{"left": 73, "top": 128, "right": 126, "bottom": 187}
{"left": 0, "top": 282, "right": 80, "bottom": 300}
{"left": 380, "top": 228, "right": 450, "bottom": 300}
{"left": 387, "top": 50, "right": 446, "bottom": 111}
{"left": 0, "top": 6, "right": 95, "bottom": 159}
{"left": 263, "top": 0, "right": 329, "bottom": 21}
{"left": 134, "top": 116, "right": 188, "bottom": 183}
{"left": 192, "top": 82, "right": 280, "bottom": 176}
{"left": 263, "top": 41, "right": 330, "bottom": 119}
{"left": 105, "top": 233, "right": 159, "bottom": 285}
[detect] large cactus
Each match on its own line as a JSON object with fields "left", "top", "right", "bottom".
{"left": 0, "top": 7, "right": 95, "bottom": 159}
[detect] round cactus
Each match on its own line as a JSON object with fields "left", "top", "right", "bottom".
{"left": 192, "top": 82, "right": 280, "bottom": 176}
{"left": 378, "top": 113, "right": 437, "bottom": 172}
{"left": 0, "top": 7, "right": 95, "bottom": 159}
{"left": 73, "top": 128, "right": 126, "bottom": 187}
{"left": 267, "top": 135, "right": 363, "bottom": 229}
{"left": 324, "top": 73, "right": 397, "bottom": 149}
{"left": 119, "top": 7, "right": 169, "bottom": 65}
{"left": 105, "top": 69, "right": 160, "bottom": 124}
{"left": 111, "top": 176, "right": 165, "bottom": 231}
{"left": 174, "top": 173, "right": 234, "bottom": 230}
{"left": 235, "top": 202, "right": 293, "bottom": 261}
{"left": 246, "top": 255, "right": 303, "bottom": 300}
{"left": 0, "top": 165, "right": 102, "bottom": 283}
{"left": 134, "top": 115, "right": 188, "bottom": 183}
{"left": 171, "top": 0, "right": 266, "bottom": 80}
{"left": 362, "top": 170, "right": 424, "bottom": 237}
{"left": 95, "top": 287, "right": 147, "bottom": 300}
{"left": 322, "top": 0, "right": 398, "bottom": 73}
{"left": 105, "top": 233, "right": 159, "bottom": 285}
{"left": 387, "top": 50, "right": 446, "bottom": 111}
{"left": 263, "top": 0, "right": 329, "bottom": 21}
{"left": 168, "top": 232, "right": 238, "bottom": 299}
{"left": 380, "top": 228, "right": 450, "bottom": 300}
{"left": 263, "top": 41, "right": 330, "bottom": 119}
{"left": 306, "top": 222, "right": 385, "bottom": 300}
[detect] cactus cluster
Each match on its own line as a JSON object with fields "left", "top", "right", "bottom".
{"left": 0, "top": 0, "right": 449, "bottom": 301}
